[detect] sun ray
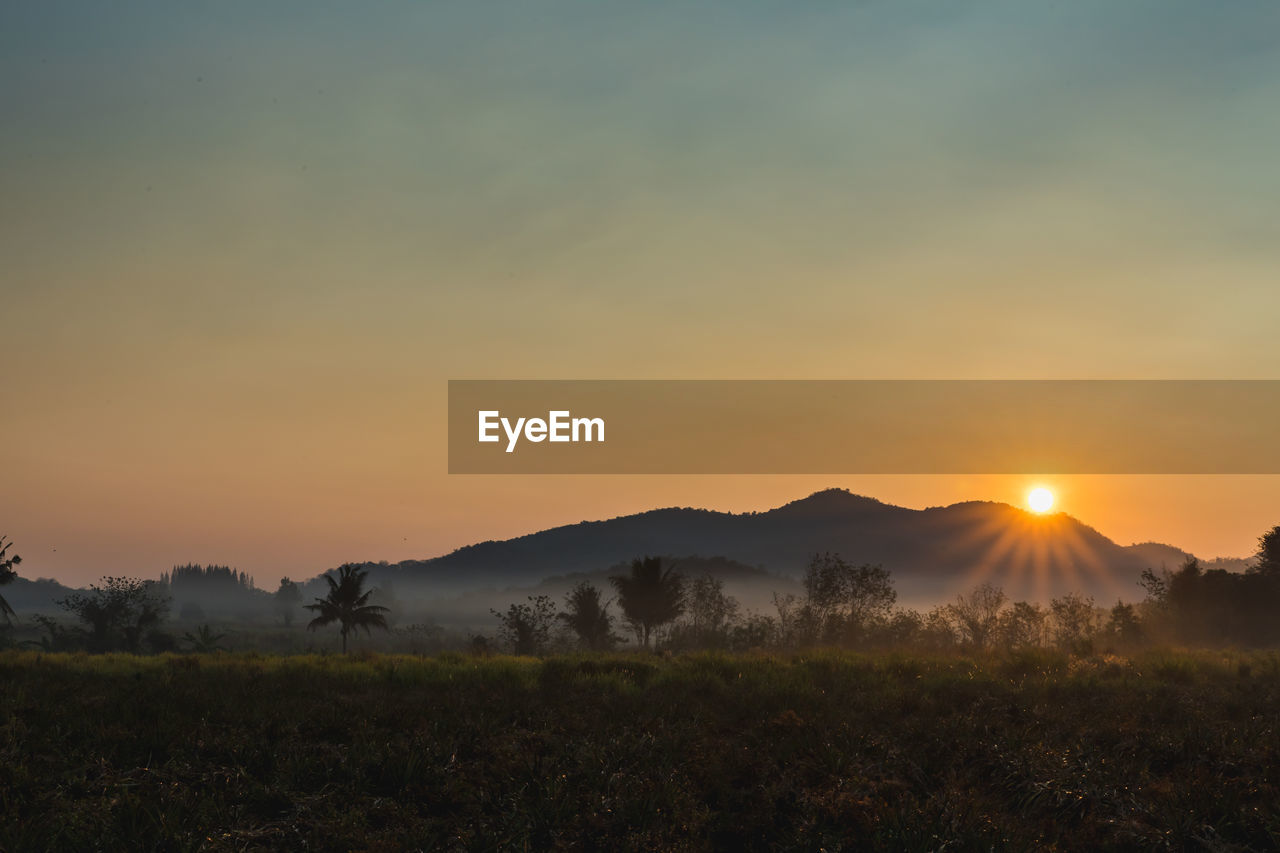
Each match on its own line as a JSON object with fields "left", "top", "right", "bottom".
{"left": 944, "top": 492, "right": 1128, "bottom": 604}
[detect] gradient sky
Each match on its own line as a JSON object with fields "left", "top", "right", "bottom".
{"left": 4, "top": 1, "right": 1280, "bottom": 586}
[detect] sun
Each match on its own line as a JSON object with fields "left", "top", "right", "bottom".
{"left": 1027, "top": 487, "right": 1055, "bottom": 514}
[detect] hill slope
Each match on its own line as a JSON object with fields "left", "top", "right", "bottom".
{"left": 362, "top": 489, "right": 1191, "bottom": 604}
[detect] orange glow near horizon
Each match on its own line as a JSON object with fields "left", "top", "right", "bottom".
{"left": 4, "top": 3, "right": 1280, "bottom": 588}
{"left": 2, "top": 471, "right": 1275, "bottom": 589}
{"left": 952, "top": 502, "right": 1118, "bottom": 603}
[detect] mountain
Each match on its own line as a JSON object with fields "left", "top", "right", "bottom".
{"left": 355, "top": 489, "right": 1204, "bottom": 606}
{"left": 1123, "top": 542, "right": 1194, "bottom": 571}
{"left": 1, "top": 576, "right": 77, "bottom": 614}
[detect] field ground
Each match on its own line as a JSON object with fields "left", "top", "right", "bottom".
{"left": 2, "top": 649, "right": 1279, "bottom": 851}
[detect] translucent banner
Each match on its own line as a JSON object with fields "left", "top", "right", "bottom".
{"left": 447, "top": 380, "right": 1280, "bottom": 474}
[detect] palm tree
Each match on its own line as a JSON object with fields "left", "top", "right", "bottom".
{"left": 305, "top": 564, "right": 390, "bottom": 653}
{"left": 0, "top": 536, "right": 21, "bottom": 623}
{"left": 559, "top": 581, "right": 619, "bottom": 651}
{"left": 611, "top": 556, "right": 685, "bottom": 650}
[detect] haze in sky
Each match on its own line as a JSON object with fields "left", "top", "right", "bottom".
{"left": 4, "top": 1, "right": 1279, "bottom": 585}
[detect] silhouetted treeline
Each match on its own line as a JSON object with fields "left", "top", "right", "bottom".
{"left": 1139, "top": 527, "right": 1280, "bottom": 645}
{"left": 484, "top": 525, "right": 1280, "bottom": 655}
{"left": 161, "top": 564, "right": 258, "bottom": 592}
{"left": 26, "top": 576, "right": 175, "bottom": 653}
{"left": 159, "top": 563, "right": 270, "bottom": 622}
{"left": 6, "top": 524, "right": 1279, "bottom": 656}
{"left": 486, "top": 562, "right": 1130, "bottom": 656}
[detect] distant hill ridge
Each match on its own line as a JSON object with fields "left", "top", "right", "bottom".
{"left": 353, "top": 489, "right": 1251, "bottom": 603}
{"left": 5, "top": 490, "right": 1256, "bottom": 614}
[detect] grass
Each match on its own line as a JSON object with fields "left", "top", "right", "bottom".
{"left": 2, "top": 648, "right": 1279, "bottom": 851}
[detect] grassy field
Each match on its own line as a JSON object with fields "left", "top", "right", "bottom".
{"left": 2, "top": 649, "right": 1279, "bottom": 851}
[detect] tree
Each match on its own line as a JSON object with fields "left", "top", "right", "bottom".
{"left": 611, "top": 556, "right": 685, "bottom": 649}
{"left": 921, "top": 606, "right": 959, "bottom": 649}
{"left": 1105, "top": 601, "right": 1143, "bottom": 646}
{"left": 673, "top": 574, "right": 740, "bottom": 649}
{"left": 275, "top": 577, "right": 303, "bottom": 627}
{"left": 946, "top": 584, "right": 1006, "bottom": 649}
{"left": 1138, "top": 568, "right": 1169, "bottom": 607}
{"left": 0, "top": 535, "right": 20, "bottom": 623}
{"left": 772, "top": 592, "right": 816, "bottom": 648}
{"left": 801, "top": 553, "right": 896, "bottom": 644}
{"left": 1150, "top": 553, "right": 1280, "bottom": 646}
{"left": 182, "top": 624, "right": 229, "bottom": 653}
{"left": 493, "top": 594, "right": 557, "bottom": 655}
{"left": 57, "top": 576, "right": 172, "bottom": 653}
{"left": 22, "top": 615, "right": 77, "bottom": 652}
{"left": 998, "top": 601, "right": 1048, "bottom": 648}
{"left": 558, "top": 582, "right": 619, "bottom": 651}
{"left": 1050, "top": 593, "right": 1099, "bottom": 651}
{"left": 1253, "top": 526, "right": 1280, "bottom": 576}
{"left": 304, "top": 564, "right": 390, "bottom": 653}
{"left": 875, "top": 609, "right": 926, "bottom": 648}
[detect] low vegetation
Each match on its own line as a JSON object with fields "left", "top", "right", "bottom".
{"left": 4, "top": 532, "right": 1280, "bottom": 848}
{"left": 2, "top": 648, "right": 1279, "bottom": 851}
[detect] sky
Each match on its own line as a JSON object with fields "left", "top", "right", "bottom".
{"left": 4, "top": 1, "right": 1280, "bottom": 587}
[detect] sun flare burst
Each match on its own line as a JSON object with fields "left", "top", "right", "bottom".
{"left": 1027, "top": 487, "right": 1055, "bottom": 514}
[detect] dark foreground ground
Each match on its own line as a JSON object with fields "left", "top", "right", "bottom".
{"left": 1, "top": 649, "right": 1278, "bottom": 851}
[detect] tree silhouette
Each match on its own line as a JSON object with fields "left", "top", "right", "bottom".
{"left": 305, "top": 564, "right": 389, "bottom": 653}
{"left": 493, "top": 594, "right": 557, "bottom": 655}
{"left": 57, "top": 576, "right": 171, "bottom": 653}
{"left": 671, "top": 575, "right": 740, "bottom": 650}
{"left": 611, "top": 556, "right": 685, "bottom": 649}
{"left": 22, "top": 615, "right": 76, "bottom": 652}
{"left": 0, "top": 535, "right": 20, "bottom": 623}
{"left": 275, "top": 577, "right": 303, "bottom": 627}
{"left": 558, "top": 582, "right": 618, "bottom": 651}
{"left": 998, "top": 601, "right": 1048, "bottom": 648}
{"left": 1106, "top": 601, "right": 1143, "bottom": 645}
{"left": 946, "top": 583, "right": 1006, "bottom": 649}
{"left": 1255, "top": 526, "right": 1280, "bottom": 576}
{"left": 1146, "top": 553, "right": 1280, "bottom": 646}
{"left": 182, "top": 624, "right": 228, "bottom": 653}
{"left": 774, "top": 554, "right": 897, "bottom": 647}
{"left": 1050, "top": 593, "right": 1099, "bottom": 652}
{"left": 801, "top": 553, "right": 896, "bottom": 644}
